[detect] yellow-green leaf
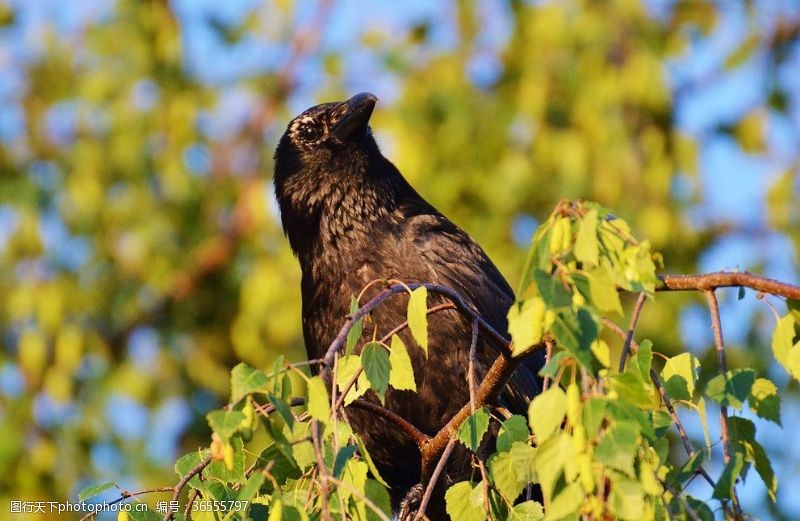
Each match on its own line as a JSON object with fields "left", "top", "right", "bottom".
{"left": 508, "top": 297, "right": 546, "bottom": 356}
{"left": 407, "top": 286, "right": 429, "bottom": 356}
{"left": 306, "top": 376, "right": 330, "bottom": 424}
{"left": 528, "top": 386, "right": 566, "bottom": 443}
{"left": 389, "top": 335, "right": 416, "bottom": 391}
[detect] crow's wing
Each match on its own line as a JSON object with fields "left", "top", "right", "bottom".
{"left": 402, "top": 212, "right": 543, "bottom": 411}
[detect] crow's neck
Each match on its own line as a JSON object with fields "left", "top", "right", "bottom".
{"left": 282, "top": 167, "right": 398, "bottom": 272}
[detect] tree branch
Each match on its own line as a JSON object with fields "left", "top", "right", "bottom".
{"left": 165, "top": 455, "right": 212, "bottom": 521}
{"left": 658, "top": 271, "right": 800, "bottom": 300}
{"left": 415, "top": 438, "right": 457, "bottom": 521}
{"left": 350, "top": 399, "right": 430, "bottom": 448}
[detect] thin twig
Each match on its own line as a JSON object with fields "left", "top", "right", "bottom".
{"left": 618, "top": 292, "right": 648, "bottom": 372}
{"left": 542, "top": 336, "right": 555, "bottom": 392}
{"left": 703, "top": 291, "right": 730, "bottom": 465}
{"left": 165, "top": 455, "right": 212, "bottom": 521}
{"left": 311, "top": 421, "right": 332, "bottom": 521}
{"left": 183, "top": 489, "right": 198, "bottom": 520}
{"left": 79, "top": 488, "right": 173, "bottom": 521}
{"left": 349, "top": 399, "right": 429, "bottom": 448}
{"left": 468, "top": 320, "right": 480, "bottom": 414}
{"left": 415, "top": 438, "right": 458, "bottom": 521}
{"left": 477, "top": 458, "right": 492, "bottom": 519}
{"left": 703, "top": 290, "right": 742, "bottom": 517}
{"left": 253, "top": 397, "right": 306, "bottom": 416}
{"left": 602, "top": 318, "right": 715, "bottom": 488}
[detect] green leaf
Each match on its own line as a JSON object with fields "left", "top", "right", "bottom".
{"left": 206, "top": 436, "right": 246, "bottom": 483}
{"left": 534, "top": 432, "right": 571, "bottom": 501}
{"left": 509, "top": 501, "right": 544, "bottom": 521}
{"left": 489, "top": 451, "right": 525, "bottom": 502}
{"left": 575, "top": 208, "right": 599, "bottom": 267}
{"left": 508, "top": 297, "right": 546, "bottom": 356}
{"left": 361, "top": 342, "right": 390, "bottom": 403}
{"left": 365, "top": 479, "right": 392, "bottom": 521}
{"left": 582, "top": 397, "right": 608, "bottom": 436}
{"left": 630, "top": 339, "right": 652, "bottom": 382}
{"left": 609, "top": 475, "right": 645, "bottom": 520}
{"left": 528, "top": 386, "right": 566, "bottom": 443}
{"left": 705, "top": 369, "right": 756, "bottom": 409}
{"left": 661, "top": 352, "right": 699, "bottom": 400}
{"left": 230, "top": 362, "right": 269, "bottom": 403}
{"left": 772, "top": 314, "right": 800, "bottom": 379}
{"left": 336, "top": 355, "right": 368, "bottom": 405}
{"left": 407, "top": 286, "right": 429, "bottom": 356}
{"left": 532, "top": 270, "right": 572, "bottom": 308}
{"left": 488, "top": 441, "right": 537, "bottom": 502}
{"left": 175, "top": 451, "right": 208, "bottom": 491}
{"left": 445, "top": 481, "right": 485, "bottom": 521}
{"left": 589, "top": 267, "right": 623, "bottom": 315}
{"left": 332, "top": 445, "right": 357, "bottom": 478}
{"left": 125, "top": 509, "right": 162, "bottom": 521}
{"left": 267, "top": 394, "right": 295, "bottom": 429}
{"left": 608, "top": 371, "right": 654, "bottom": 409}
{"left": 289, "top": 422, "right": 315, "bottom": 469}
{"left": 751, "top": 436, "right": 778, "bottom": 501}
{"left": 457, "top": 406, "right": 490, "bottom": 452}
{"left": 346, "top": 296, "right": 363, "bottom": 357}
{"left": 388, "top": 335, "right": 416, "bottom": 391}
{"left": 78, "top": 481, "right": 115, "bottom": 501}
{"left": 594, "top": 420, "right": 641, "bottom": 476}
{"left": 550, "top": 307, "right": 599, "bottom": 370}
{"left": 355, "top": 435, "right": 388, "bottom": 487}
{"left": 712, "top": 452, "right": 745, "bottom": 500}
{"left": 207, "top": 409, "right": 247, "bottom": 441}
{"left": 306, "top": 376, "right": 331, "bottom": 424}
{"left": 748, "top": 377, "right": 781, "bottom": 425}
{"left": 546, "top": 482, "right": 583, "bottom": 520}
{"left": 237, "top": 472, "right": 266, "bottom": 501}
{"left": 727, "top": 416, "right": 777, "bottom": 501}
{"left": 497, "top": 415, "right": 530, "bottom": 452}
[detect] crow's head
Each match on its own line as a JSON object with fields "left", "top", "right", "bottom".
{"left": 274, "top": 92, "right": 405, "bottom": 255}
{"left": 274, "top": 92, "right": 379, "bottom": 184}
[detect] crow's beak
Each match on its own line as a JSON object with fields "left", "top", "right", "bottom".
{"left": 329, "top": 92, "right": 378, "bottom": 144}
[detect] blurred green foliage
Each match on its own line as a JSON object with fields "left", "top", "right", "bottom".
{"left": 0, "top": 0, "right": 798, "bottom": 517}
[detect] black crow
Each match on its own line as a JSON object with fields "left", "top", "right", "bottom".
{"left": 274, "top": 92, "right": 541, "bottom": 519}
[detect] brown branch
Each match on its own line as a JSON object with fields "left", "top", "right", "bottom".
{"left": 420, "top": 350, "right": 524, "bottom": 480}
{"left": 350, "top": 399, "right": 430, "bottom": 448}
{"left": 468, "top": 320, "right": 480, "bottom": 413}
{"left": 542, "top": 336, "right": 555, "bottom": 392}
{"left": 165, "top": 455, "right": 212, "bottom": 521}
{"left": 79, "top": 488, "right": 174, "bottom": 521}
{"left": 618, "top": 291, "right": 648, "bottom": 372}
{"left": 703, "top": 290, "right": 742, "bottom": 517}
{"left": 311, "top": 421, "right": 332, "bottom": 521}
{"left": 658, "top": 271, "right": 800, "bottom": 300}
{"left": 183, "top": 489, "right": 199, "bottom": 520}
{"left": 415, "top": 438, "right": 458, "bottom": 521}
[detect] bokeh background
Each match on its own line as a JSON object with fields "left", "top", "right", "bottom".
{"left": 0, "top": 0, "right": 798, "bottom": 518}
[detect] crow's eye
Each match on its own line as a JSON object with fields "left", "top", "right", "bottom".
{"left": 297, "top": 122, "right": 323, "bottom": 143}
